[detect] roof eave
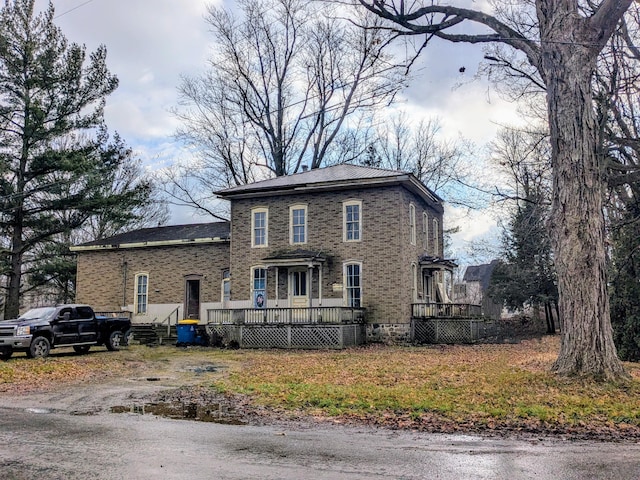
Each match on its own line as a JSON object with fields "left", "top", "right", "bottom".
{"left": 217, "top": 175, "right": 443, "bottom": 208}
{"left": 70, "top": 236, "right": 230, "bottom": 252}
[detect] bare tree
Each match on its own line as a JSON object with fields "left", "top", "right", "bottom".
{"left": 167, "top": 0, "right": 403, "bottom": 216}
{"left": 358, "top": 0, "right": 634, "bottom": 379}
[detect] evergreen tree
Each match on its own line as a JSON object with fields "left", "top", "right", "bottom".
{"left": 0, "top": 1, "right": 155, "bottom": 318}
{"left": 609, "top": 204, "right": 640, "bottom": 361}
{"left": 489, "top": 193, "right": 558, "bottom": 333}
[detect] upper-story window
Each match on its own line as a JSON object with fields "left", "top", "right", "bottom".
{"left": 423, "top": 212, "right": 429, "bottom": 251}
{"left": 251, "top": 207, "right": 268, "bottom": 247}
{"left": 134, "top": 273, "right": 148, "bottom": 315}
{"left": 433, "top": 218, "right": 440, "bottom": 255}
{"left": 290, "top": 204, "right": 307, "bottom": 244}
{"left": 409, "top": 203, "right": 416, "bottom": 245}
{"left": 343, "top": 200, "right": 362, "bottom": 242}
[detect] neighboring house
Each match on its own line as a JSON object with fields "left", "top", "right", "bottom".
{"left": 454, "top": 260, "right": 503, "bottom": 319}
{"left": 72, "top": 164, "right": 463, "bottom": 344}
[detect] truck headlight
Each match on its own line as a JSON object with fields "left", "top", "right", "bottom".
{"left": 16, "top": 326, "right": 30, "bottom": 336}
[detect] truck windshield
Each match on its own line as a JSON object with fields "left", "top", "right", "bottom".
{"left": 18, "top": 307, "right": 57, "bottom": 321}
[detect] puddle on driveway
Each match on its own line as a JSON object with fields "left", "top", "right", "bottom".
{"left": 110, "top": 402, "right": 246, "bottom": 425}
{"left": 182, "top": 364, "right": 223, "bottom": 374}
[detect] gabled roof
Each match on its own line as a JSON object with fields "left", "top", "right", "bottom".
{"left": 216, "top": 164, "right": 443, "bottom": 208}
{"left": 70, "top": 222, "right": 230, "bottom": 252}
{"left": 463, "top": 260, "right": 500, "bottom": 291}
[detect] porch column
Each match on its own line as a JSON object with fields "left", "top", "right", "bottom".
{"left": 318, "top": 264, "right": 323, "bottom": 306}
{"left": 275, "top": 267, "right": 279, "bottom": 307}
{"left": 307, "top": 265, "right": 312, "bottom": 308}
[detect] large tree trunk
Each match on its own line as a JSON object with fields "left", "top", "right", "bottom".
{"left": 6, "top": 227, "right": 23, "bottom": 320}
{"left": 541, "top": 14, "right": 627, "bottom": 380}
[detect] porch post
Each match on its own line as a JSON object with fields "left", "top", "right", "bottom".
{"left": 275, "top": 267, "right": 279, "bottom": 307}
{"left": 307, "top": 265, "right": 313, "bottom": 322}
{"left": 319, "top": 264, "right": 323, "bottom": 306}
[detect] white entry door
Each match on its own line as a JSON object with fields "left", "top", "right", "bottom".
{"left": 289, "top": 269, "right": 309, "bottom": 308}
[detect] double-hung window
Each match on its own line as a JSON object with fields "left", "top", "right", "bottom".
{"left": 290, "top": 205, "right": 307, "bottom": 244}
{"left": 251, "top": 207, "right": 268, "bottom": 247}
{"left": 433, "top": 218, "right": 440, "bottom": 255}
{"left": 409, "top": 203, "right": 416, "bottom": 245}
{"left": 423, "top": 212, "right": 429, "bottom": 250}
{"left": 135, "top": 273, "right": 148, "bottom": 315}
{"left": 343, "top": 200, "right": 362, "bottom": 242}
{"left": 344, "top": 262, "right": 362, "bottom": 308}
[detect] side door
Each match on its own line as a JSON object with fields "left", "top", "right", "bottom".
{"left": 76, "top": 306, "right": 98, "bottom": 343}
{"left": 52, "top": 307, "right": 75, "bottom": 345}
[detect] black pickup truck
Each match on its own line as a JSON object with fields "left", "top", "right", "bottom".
{"left": 0, "top": 304, "right": 131, "bottom": 360}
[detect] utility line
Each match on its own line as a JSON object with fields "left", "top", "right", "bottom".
{"left": 53, "top": 0, "right": 97, "bottom": 19}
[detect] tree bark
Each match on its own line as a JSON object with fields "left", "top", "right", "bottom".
{"left": 539, "top": 8, "right": 627, "bottom": 379}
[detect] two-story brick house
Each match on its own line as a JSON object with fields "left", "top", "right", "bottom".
{"left": 72, "top": 164, "right": 457, "bottom": 345}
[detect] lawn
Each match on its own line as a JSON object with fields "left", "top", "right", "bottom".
{"left": 213, "top": 336, "right": 640, "bottom": 436}
{"left": 1, "top": 336, "right": 639, "bottom": 438}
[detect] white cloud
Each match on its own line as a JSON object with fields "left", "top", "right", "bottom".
{"left": 30, "top": 0, "right": 520, "bottom": 231}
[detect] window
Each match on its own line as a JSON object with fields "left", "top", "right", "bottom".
{"left": 252, "top": 267, "right": 267, "bottom": 308}
{"left": 409, "top": 203, "right": 416, "bottom": 245}
{"left": 135, "top": 273, "right": 148, "bottom": 314}
{"left": 343, "top": 200, "right": 362, "bottom": 242}
{"left": 411, "top": 263, "right": 418, "bottom": 302}
{"left": 251, "top": 207, "right": 268, "bottom": 247}
{"left": 344, "top": 262, "right": 362, "bottom": 308}
{"left": 433, "top": 218, "right": 440, "bottom": 255}
{"left": 423, "top": 212, "right": 429, "bottom": 250}
{"left": 290, "top": 204, "right": 307, "bottom": 244}
{"left": 221, "top": 270, "right": 230, "bottom": 304}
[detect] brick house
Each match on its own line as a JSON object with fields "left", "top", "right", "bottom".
{"left": 72, "top": 223, "right": 231, "bottom": 323}
{"left": 72, "top": 164, "right": 460, "bottom": 345}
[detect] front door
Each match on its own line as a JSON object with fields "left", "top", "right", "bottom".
{"left": 289, "top": 270, "right": 308, "bottom": 308}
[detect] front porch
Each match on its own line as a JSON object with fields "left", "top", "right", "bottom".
{"left": 205, "top": 306, "right": 366, "bottom": 349}
{"left": 411, "top": 302, "right": 495, "bottom": 344}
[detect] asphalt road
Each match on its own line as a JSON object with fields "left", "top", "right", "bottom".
{"left": 1, "top": 402, "right": 640, "bottom": 480}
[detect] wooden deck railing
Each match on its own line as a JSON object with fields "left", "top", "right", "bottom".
{"left": 206, "top": 306, "right": 366, "bottom": 325}
{"left": 412, "top": 302, "right": 482, "bottom": 318}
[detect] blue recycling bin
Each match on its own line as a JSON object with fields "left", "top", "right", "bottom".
{"left": 177, "top": 320, "right": 198, "bottom": 345}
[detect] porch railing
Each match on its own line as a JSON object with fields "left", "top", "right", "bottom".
{"left": 206, "top": 306, "right": 366, "bottom": 325}
{"left": 412, "top": 302, "right": 482, "bottom": 318}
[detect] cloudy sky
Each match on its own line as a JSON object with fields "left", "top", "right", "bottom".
{"left": 34, "top": 0, "right": 523, "bottom": 264}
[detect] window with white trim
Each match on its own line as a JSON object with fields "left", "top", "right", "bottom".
{"left": 252, "top": 267, "right": 267, "bottom": 308}
{"left": 343, "top": 200, "right": 362, "bottom": 242}
{"left": 409, "top": 203, "right": 416, "bottom": 245}
{"left": 134, "top": 273, "right": 148, "bottom": 315}
{"left": 423, "top": 212, "right": 429, "bottom": 250}
{"left": 290, "top": 204, "right": 307, "bottom": 244}
{"left": 411, "top": 263, "right": 418, "bottom": 302}
{"left": 433, "top": 218, "right": 440, "bottom": 255}
{"left": 344, "top": 262, "right": 362, "bottom": 308}
{"left": 251, "top": 207, "right": 268, "bottom": 247}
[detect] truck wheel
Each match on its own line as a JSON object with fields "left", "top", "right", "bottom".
{"left": 73, "top": 345, "right": 91, "bottom": 354}
{"left": 106, "top": 330, "right": 123, "bottom": 351}
{"left": 0, "top": 351, "right": 12, "bottom": 361}
{"left": 123, "top": 329, "right": 133, "bottom": 346}
{"left": 28, "top": 336, "right": 51, "bottom": 358}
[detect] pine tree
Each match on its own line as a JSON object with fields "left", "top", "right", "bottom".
{"left": 0, "top": 1, "right": 154, "bottom": 318}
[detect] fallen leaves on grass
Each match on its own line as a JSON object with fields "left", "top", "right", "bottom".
{"left": 216, "top": 336, "right": 640, "bottom": 440}
{"left": 0, "top": 350, "right": 143, "bottom": 394}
